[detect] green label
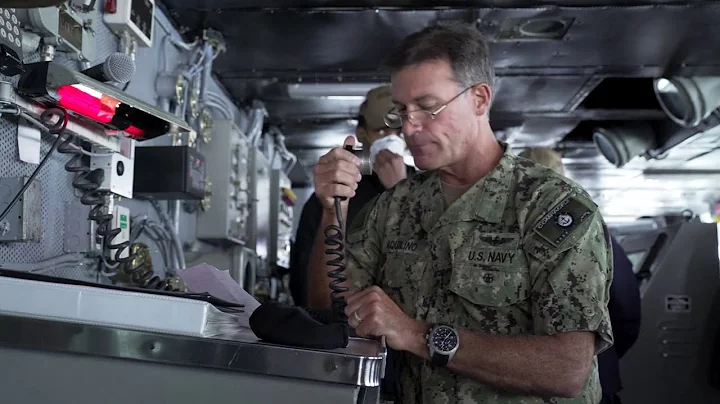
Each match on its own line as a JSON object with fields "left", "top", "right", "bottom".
{"left": 119, "top": 214, "right": 128, "bottom": 230}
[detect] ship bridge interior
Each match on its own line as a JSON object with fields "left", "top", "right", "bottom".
{"left": 162, "top": 0, "right": 720, "bottom": 223}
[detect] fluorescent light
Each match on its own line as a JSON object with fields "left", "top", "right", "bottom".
{"left": 287, "top": 83, "right": 386, "bottom": 98}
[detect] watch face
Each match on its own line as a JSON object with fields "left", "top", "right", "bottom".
{"left": 431, "top": 326, "right": 458, "bottom": 353}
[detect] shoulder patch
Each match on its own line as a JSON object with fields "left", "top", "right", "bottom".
{"left": 533, "top": 195, "right": 596, "bottom": 247}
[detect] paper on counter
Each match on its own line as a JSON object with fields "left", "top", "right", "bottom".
{"left": 177, "top": 263, "right": 261, "bottom": 328}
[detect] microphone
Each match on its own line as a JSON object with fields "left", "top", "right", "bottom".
{"left": 81, "top": 52, "right": 136, "bottom": 84}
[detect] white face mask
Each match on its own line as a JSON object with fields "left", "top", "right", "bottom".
{"left": 369, "top": 134, "right": 407, "bottom": 165}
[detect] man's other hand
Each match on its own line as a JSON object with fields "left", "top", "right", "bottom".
{"left": 345, "top": 286, "right": 426, "bottom": 351}
{"left": 374, "top": 149, "right": 407, "bottom": 189}
{"left": 313, "top": 136, "right": 363, "bottom": 212}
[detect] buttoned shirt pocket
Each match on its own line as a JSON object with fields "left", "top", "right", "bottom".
{"left": 450, "top": 233, "right": 530, "bottom": 305}
{"left": 449, "top": 264, "right": 530, "bottom": 307}
{"left": 382, "top": 252, "right": 427, "bottom": 318}
{"left": 448, "top": 233, "right": 533, "bottom": 333}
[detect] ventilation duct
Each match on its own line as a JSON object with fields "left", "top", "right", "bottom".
{"left": 592, "top": 122, "right": 658, "bottom": 168}
{"left": 653, "top": 77, "right": 720, "bottom": 127}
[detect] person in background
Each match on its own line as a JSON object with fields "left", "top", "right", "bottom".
{"left": 290, "top": 85, "right": 414, "bottom": 307}
{"left": 519, "top": 147, "right": 642, "bottom": 404}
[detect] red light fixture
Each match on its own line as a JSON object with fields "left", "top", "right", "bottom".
{"left": 56, "top": 84, "right": 146, "bottom": 139}
{"left": 16, "top": 61, "right": 193, "bottom": 142}
{"left": 57, "top": 85, "right": 117, "bottom": 125}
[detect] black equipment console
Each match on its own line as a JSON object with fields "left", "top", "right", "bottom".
{"left": 133, "top": 145, "right": 207, "bottom": 200}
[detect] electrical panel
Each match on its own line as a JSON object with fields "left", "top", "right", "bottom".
{"left": 0, "top": 176, "right": 41, "bottom": 243}
{"left": 103, "top": 0, "right": 155, "bottom": 48}
{"left": 132, "top": 145, "right": 206, "bottom": 200}
{"left": 63, "top": 202, "right": 92, "bottom": 254}
{"left": 0, "top": 7, "right": 24, "bottom": 77}
{"left": 16, "top": 4, "right": 96, "bottom": 63}
{"left": 110, "top": 204, "right": 130, "bottom": 260}
{"left": 196, "top": 120, "right": 251, "bottom": 245}
{"left": 268, "top": 169, "right": 295, "bottom": 270}
{"left": 249, "top": 149, "right": 271, "bottom": 276}
{"left": 90, "top": 153, "right": 134, "bottom": 199}
{"left": 0, "top": 0, "right": 255, "bottom": 297}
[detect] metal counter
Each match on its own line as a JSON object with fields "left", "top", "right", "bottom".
{"left": 0, "top": 314, "right": 385, "bottom": 404}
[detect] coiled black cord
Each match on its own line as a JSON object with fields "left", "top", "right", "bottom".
{"left": 106, "top": 224, "right": 173, "bottom": 290}
{"left": 51, "top": 108, "right": 173, "bottom": 291}
{"left": 324, "top": 196, "right": 348, "bottom": 322}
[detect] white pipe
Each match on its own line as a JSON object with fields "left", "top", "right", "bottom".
{"left": 204, "top": 99, "right": 233, "bottom": 120}
{"left": 169, "top": 37, "right": 199, "bottom": 52}
{"left": 247, "top": 102, "right": 266, "bottom": 147}
{"left": 200, "top": 44, "right": 213, "bottom": 103}
{"left": 268, "top": 127, "right": 299, "bottom": 174}
{"left": 265, "top": 133, "right": 275, "bottom": 163}
{"left": 205, "top": 92, "right": 235, "bottom": 121}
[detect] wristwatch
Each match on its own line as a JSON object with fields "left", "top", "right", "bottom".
{"left": 427, "top": 323, "right": 459, "bottom": 367}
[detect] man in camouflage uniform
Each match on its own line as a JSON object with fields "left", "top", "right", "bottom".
{"left": 290, "top": 85, "right": 412, "bottom": 308}
{"left": 307, "top": 21, "right": 614, "bottom": 403}
{"left": 520, "top": 147, "right": 640, "bottom": 404}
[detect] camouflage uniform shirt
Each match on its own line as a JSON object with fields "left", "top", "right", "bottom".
{"left": 346, "top": 141, "right": 614, "bottom": 404}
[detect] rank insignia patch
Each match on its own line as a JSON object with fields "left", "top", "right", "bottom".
{"left": 533, "top": 196, "right": 595, "bottom": 247}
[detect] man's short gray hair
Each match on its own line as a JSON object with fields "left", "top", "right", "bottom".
{"left": 384, "top": 21, "right": 495, "bottom": 92}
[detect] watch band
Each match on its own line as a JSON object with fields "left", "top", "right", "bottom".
{"left": 428, "top": 323, "right": 457, "bottom": 367}
{"left": 431, "top": 350, "right": 450, "bottom": 367}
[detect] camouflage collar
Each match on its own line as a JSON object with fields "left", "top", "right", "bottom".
{"left": 417, "top": 141, "right": 516, "bottom": 233}
{"left": 474, "top": 141, "right": 515, "bottom": 223}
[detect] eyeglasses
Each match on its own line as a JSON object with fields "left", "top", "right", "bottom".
{"left": 383, "top": 85, "right": 474, "bottom": 129}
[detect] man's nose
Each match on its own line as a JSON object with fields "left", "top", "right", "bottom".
{"left": 402, "top": 119, "right": 420, "bottom": 137}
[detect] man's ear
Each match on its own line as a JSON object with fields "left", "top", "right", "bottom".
{"left": 473, "top": 83, "right": 492, "bottom": 117}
